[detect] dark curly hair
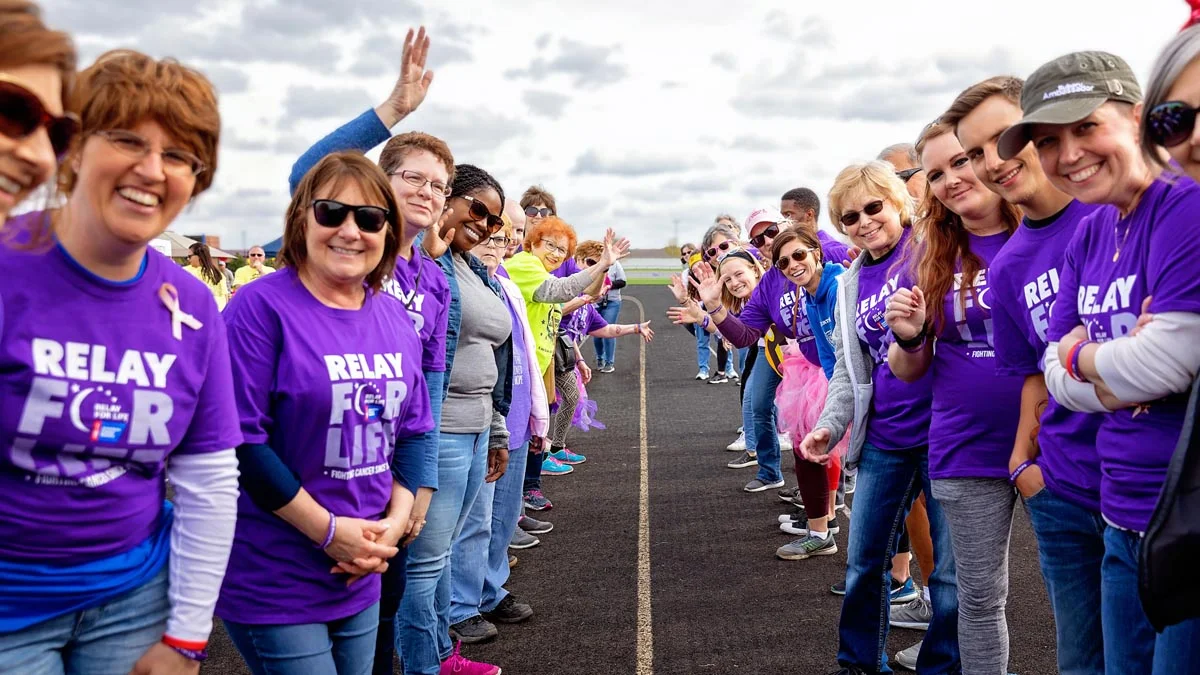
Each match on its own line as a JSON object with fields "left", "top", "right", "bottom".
{"left": 450, "top": 164, "right": 505, "bottom": 210}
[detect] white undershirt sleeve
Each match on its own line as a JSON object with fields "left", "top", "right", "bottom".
{"left": 1094, "top": 312, "right": 1200, "bottom": 403}
{"left": 1044, "top": 341, "right": 1109, "bottom": 413}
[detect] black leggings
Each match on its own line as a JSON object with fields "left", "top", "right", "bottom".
{"left": 741, "top": 345, "right": 757, "bottom": 406}
{"left": 373, "top": 547, "right": 408, "bottom": 674}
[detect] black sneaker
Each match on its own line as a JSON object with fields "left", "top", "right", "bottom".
{"left": 778, "top": 485, "right": 803, "bottom": 505}
{"left": 831, "top": 579, "right": 847, "bottom": 595}
{"left": 448, "top": 615, "right": 498, "bottom": 644}
{"left": 708, "top": 373, "right": 729, "bottom": 384}
{"left": 482, "top": 594, "right": 534, "bottom": 624}
{"left": 780, "top": 515, "right": 841, "bottom": 536}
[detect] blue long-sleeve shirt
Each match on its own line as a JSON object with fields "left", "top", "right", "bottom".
{"left": 803, "top": 262, "right": 846, "bottom": 379}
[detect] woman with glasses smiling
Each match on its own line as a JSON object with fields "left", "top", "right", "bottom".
{"left": 699, "top": 224, "right": 737, "bottom": 383}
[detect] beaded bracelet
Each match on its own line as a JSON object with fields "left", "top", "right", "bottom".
{"left": 317, "top": 511, "right": 336, "bottom": 550}
{"left": 1009, "top": 459, "right": 1035, "bottom": 486}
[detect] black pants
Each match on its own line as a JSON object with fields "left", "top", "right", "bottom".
{"left": 373, "top": 547, "right": 408, "bottom": 675}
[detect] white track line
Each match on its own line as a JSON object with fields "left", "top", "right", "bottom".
{"left": 627, "top": 296, "right": 654, "bottom": 675}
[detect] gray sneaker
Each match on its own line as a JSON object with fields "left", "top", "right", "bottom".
{"left": 518, "top": 514, "right": 553, "bottom": 534}
{"left": 894, "top": 639, "right": 922, "bottom": 670}
{"left": 448, "top": 615, "right": 498, "bottom": 644}
{"left": 508, "top": 528, "right": 540, "bottom": 550}
{"left": 778, "top": 485, "right": 803, "bottom": 505}
{"left": 744, "top": 478, "right": 786, "bottom": 493}
{"left": 844, "top": 471, "right": 857, "bottom": 494}
{"left": 890, "top": 596, "right": 932, "bottom": 630}
{"left": 727, "top": 451, "right": 758, "bottom": 469}
{"left": 775, "top": 533, "right": 838, "bottom": 560}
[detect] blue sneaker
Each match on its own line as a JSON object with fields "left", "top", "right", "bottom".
{"left": 541, "top": 457, "right": 574, "bottom": 476}
{"left": 890, "top": 576, "right": 919, "bottom": 604}
{"left": 551, "top": 448, "right": 586, "bottom": 465}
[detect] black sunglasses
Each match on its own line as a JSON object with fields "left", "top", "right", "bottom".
{"left": 312, "top": 199, "right": 389, "bottom": 233}
{"left": 583, "top": 257, "right": 599, "bottom": 266}
{"left": 0, "top": 78, "right": 80, "bottom": 159}
{"left": 749, "top": 223, "right": 780, "bottom": 248}
{"left": 460, "top": 195, "right": 504, "bottom": 233}
{"left": 839, "top": 200, "right": 884, "bottom": 228}
{"left": 1147, "top": 100, "right": 1198, "bottom": 148}
{"left": 897, "top": 168, "right": 922, "bottom": 183}
{"left": 705, "top": 240, "right": 734, "bottom": 260}
{"left": 775, "top": 247, "right": 817, "bottom": 271}
{"left": 524, "top": 205, "right": 552, "bottom": 218}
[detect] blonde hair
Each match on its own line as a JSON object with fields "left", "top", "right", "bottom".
{"left": 827, "top": 160, "right": 914, "bottom": 235}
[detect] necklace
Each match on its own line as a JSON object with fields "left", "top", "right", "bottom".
{"left": 1113, "top": 220, "right": 1132, "bottom": 262}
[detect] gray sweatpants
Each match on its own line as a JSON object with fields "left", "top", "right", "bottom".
{"left": 930, "top": 477, "right": 1016, "bottom": 675}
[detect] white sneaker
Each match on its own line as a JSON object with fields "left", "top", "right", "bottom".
{"left": 894, "top": 639, "right": 922, "bottom": 670}
{"left": 695, "top": 369, "right": 709, "bottom": 380}
{"left": 777, "top": 434, "right": 793, "bottom": 452}
{"left": 726, "top": 431, "right": 747, "bottom": 452}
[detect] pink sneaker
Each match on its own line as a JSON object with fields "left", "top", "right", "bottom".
{"left": 440, "top": 641, "right": 501, "bottom": 675}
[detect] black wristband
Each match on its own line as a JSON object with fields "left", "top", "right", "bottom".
{"left": 895, "top": 327, "right": 927, "bottom": 350}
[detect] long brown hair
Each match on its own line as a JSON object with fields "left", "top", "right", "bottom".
{"left": 907, "top": 120, "right": 1021, "bottom": 332}
{"left": 769, "top": 228, "right": 825, "bottom": 270}
{"left": 189, "top": 242, "right": 222, "bottom": 286}
{"left": 280, "top": 152, "right": 401, "bottom": 293}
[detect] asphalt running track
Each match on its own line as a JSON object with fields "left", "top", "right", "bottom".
{"left": 202, "top": 287, "right": 1059, "bottom": 675}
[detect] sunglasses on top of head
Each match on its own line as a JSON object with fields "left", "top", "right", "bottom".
{"left": 311, "top": 199, "right": 390, "bottom": 233}
{"left": 1146, "top": 100, "right": 1199, "bottom": 148}
{"left": 460, "top": 194, "right": 504, "bottom": 233}
{"left": 775, "top": 247, "right": 817, "bottom": 271}
{"left": 749, "top": 223, "right": 780, "bottom": 248}
{"left": 705, "top": 240, "right": 735, "bottom": 260}
{"left": 525, "top": 205, "right": 552, "bottom": 218}
{"left": 839, "top": 200, "right": 884, "bottom": 228}
{"left": 0, "top": 76, "right": 80, "bottom": 159}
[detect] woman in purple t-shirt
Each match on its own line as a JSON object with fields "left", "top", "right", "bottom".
{"left": 1014, "top": 50, "right": 1200, "bottom": 673}
{"left": 885, "top": 121, "right": 1023, "bottom": 675}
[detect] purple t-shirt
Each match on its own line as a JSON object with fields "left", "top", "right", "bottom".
{"left": 0, "top": 229, "right": 242, "bottom": 564}
{"left": 991, "top": 200, "right": 1107, "bottom": 512}
{"left": 739, "top": 268, "right": 819, "bottom": 364}
{"left": 382, "top": 250, "right": 450, "bottom": 373}
{"left": 854, "top": 230, "right": 933, "bottom": 450}
{"left": 1048, "top": 177, "right": 1200, "bottom": 531}
{"left": 819, "top": 230, "right": 852, "bottom": 266}
{"left": 552, "top": 257, "right": 580, "bottom": 279}
{"left": 913, "top": 231, "right": 1023, "bottom": 480}
{"left": 216, "top": 268, "right": 434, "bottom": 624}
{"left": 500, "top": 283, "right": 533, "bottom": 450}
{"left": 560, "top": 304, "right": 608, "bottom": 345}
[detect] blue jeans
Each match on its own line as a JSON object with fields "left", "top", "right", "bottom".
{"left": 746, "top": 346, "right": 782, "bottom": 483}
{"left": 696, "top": 327, "right": 711, "bottom": 372}
{"left": 838, "top": 443, "right": 959, "bottom": 674}
{"left": 397, "top": 430, "right": 489, "bottom": 674}
{"left": 0, "top": 567, "right": 168, "bottom": 675}
{"left": 594, "top": 300, "right": 622, "bottom": 365}
{"left": 1023, "top": 488, "right": 1106, "bottom": 675}
{"left": 448, "top": 439, "right": 530, "bottom": 624}
{"left": 1101, "top": 527, "right": 1200, "bottom": 674}
{"left": 224, "top": 601, "right": 379, "bottom": 675}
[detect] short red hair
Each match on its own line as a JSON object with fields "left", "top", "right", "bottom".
{"left": 62, "top": 50, "right": 220, "bottom": 196}
{"left": 524, "top": 215, "right": 577, "bottom": 258}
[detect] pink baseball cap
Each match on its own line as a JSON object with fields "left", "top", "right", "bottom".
{"left": 744, "top": 206, "right": 785, "bottom": 234}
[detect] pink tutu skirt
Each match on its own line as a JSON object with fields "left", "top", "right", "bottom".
{"left": 776, "top": 349, "right": 849, "bottom": 458}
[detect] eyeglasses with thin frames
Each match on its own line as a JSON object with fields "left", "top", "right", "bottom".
{"left": 95, "top": 129, "right": 206, "bottom": 177}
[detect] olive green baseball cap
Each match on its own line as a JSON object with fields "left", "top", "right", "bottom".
{"left": 997, "top": 51, "right": 1142, "bottom": 160}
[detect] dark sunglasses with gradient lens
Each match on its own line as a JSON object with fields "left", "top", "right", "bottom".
{"left": 1146, "top": 101, "right": 1198, "bottom": 148}
{"left": 775, "top": 247, "right": 816, "bottom": 271}
{"left": 705, "top": 240, "right": 734, "bottom": 260}
{"left": 524, "top": 205, "right": 552, "bottom": 218}
{"left": 0, "top": 78, "right": 80, "bottom": 159}
{"left": 839, "top": 200, "right": 885, "bottom": 228}
{"left": 311, "top": 199, "right": 390, "bottom": 233}
{"left": 896, "top": 168, "right": 922, "bottom": 183}
{"left": 461, "top": 195, "right": 505, "bottom": 233}
{"left": 749, "top": 223, "right": 780, "bottom": 248}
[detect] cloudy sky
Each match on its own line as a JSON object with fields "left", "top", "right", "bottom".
{"left": 42, "top": 0, "right": 1182, "bottom": 250}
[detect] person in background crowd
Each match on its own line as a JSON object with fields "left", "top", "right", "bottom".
{"left": 217, "top": 152, "right": 432, "bottom": 675}
{"left": 233, "top": 245, "right": 274, "bottom": 289}
{"left": 503, "top": 198, "right": 526, "bottom": 259}
{"left": 780, "top": 187, "right": 852, "bottom": 265}
{"left": 1007, "top": 50, "right": 1200, "bottom": 674}
{"left": 947, "top": 72, "right": 1106, "bottom": 674}
{"left": 185, "top": 241, "right": 229, "bottom": 310}
{"left": 803, "top": 160, "right": 958, "bottom": 675}
{"left": 700, "top": 224, "right": 738, "bottom": 383}
{"left": 878, "top": 143, "right": 927, "bottom": 201}
{"left": 885, "top": 120, "right": 1023, "bottom": 675}
{"left": 593, "top": 248, "right": 627, "bottom": 374}
{"left": 448, "top": 217, "right": 548, "bottom": 645}
{"left": 218, "top": 258, "right": 234, "bottom": 291}
{"left": 0, "top": 0, "right": 76, "bottom": 230}
{"left": 0, "top": 48, "right": 240, "bottom": 675}
{"left": 521, "top": 184, "right": 555, "bottom": 228}
{"left": 715, "top": 213, "right": 741, "bottom": 240}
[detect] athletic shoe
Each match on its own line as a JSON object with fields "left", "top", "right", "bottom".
{"left": 439, "top": 642, "right": 501, "bottom": 675}
{"left": 744, "top": 478, "right": 786, "bottom": 493}
{"left": 726, "top": 431, "right": 747, "bottom": 452}
{"left": 508, "top": 555, "right": 518, "bottom": 568}
{"left": 600, "top": 364, "right": 615, "bottom": 374}
{"left": 780, "top": 515, "right": 840, "bottom": 536}
{"left": 830, "top": 579, "right": 846, "bottom": 595}
{"left": 778, "top": 434, "right": 793, "bottom": 451}
{"left": 777, "top": 507, "right": 805, "bottom": 523}
{"left": 550, "top": 448, "right": 586, "bottom": 465}
{"left": 894, "top": 640, "right": 922, "bottom": 670}
{"left": 483, "top": 594, "right": 534, "bottom": 624}
{"left": 708, "top": 373, "right": 729, "bottom": 384}
{"left": 890, "top": 596, "right": 932, "bottom": 630}
{"left": 448, "top": 616, "right": 497, "bottom": 644}
{"left": 778, "top": 485, "right": 803, "bottom": 506}
{"left": 835, "top": 488, "right": 847, "bottom": 513}
{"left": 775, "top": 533, "right": 838, "bottom": 560}
{"left": 518, "top": 514, "right": 553, "bottom": 535}
{"left": 541, "top": 457, "right": 573, "bottom": 476}
{"left": 727, "top": 368, "right": 739, "bottom": 381}
{"left": 508, "top": 528, "right": 540, "bottom": 550}
{"left": 844, "top": 472, "right": 857, "bottom": 494}
{"left": 831, "top": 669, "right": 869, "bottom": 675}
{"left": 523, "top": 489, "right": 552, "bottom": 511}
{"left": 736, "top": 425, "right": 743, "bottom": 434}
{"left": 727, "top": 451, "right": 758, "bottom": 469}
{"left": 890, "top": 576, "right": 920, "bottom": 604}
{"left": 695, "top": 369, "right": 709, "bottom": 380}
